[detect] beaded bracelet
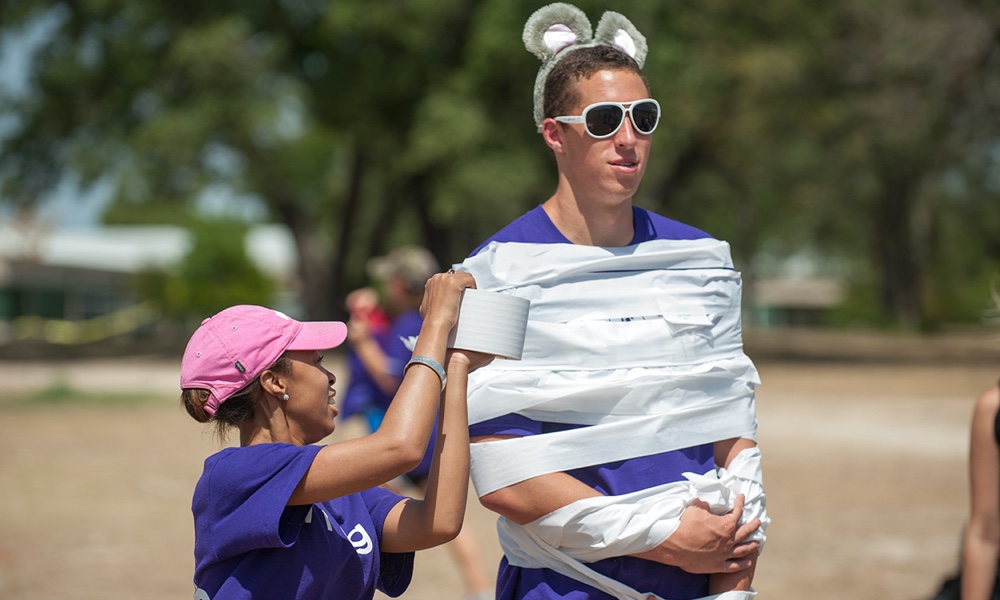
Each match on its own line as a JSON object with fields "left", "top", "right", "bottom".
{"left": 404, "top": 355, "right": 447, "bottom": 391}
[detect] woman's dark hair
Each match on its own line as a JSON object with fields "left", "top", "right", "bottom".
{"left": 181, "top": 356, "right": 293, "bottom": 442}
{"left": 543, "top": 45, "right": 650, "bottom": 121}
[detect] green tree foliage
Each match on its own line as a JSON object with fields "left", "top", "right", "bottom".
{"left": 0, "top": 0, "right": 546, "bottom": 319}
{"left": 2, "top": 0, "right": 998, "bottom": 328}
{"left": 623, "top": 0, "right": 1000, "bottom": 329}
{"left": 813, "top": 0, "right": 1000, "bottom": 329}
{"left": 135, "top": 218, "right": 274, "bottom": 320}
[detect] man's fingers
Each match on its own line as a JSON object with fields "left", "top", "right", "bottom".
{"left": 723, "top": 542, "right": 760, "bottom": 573}
{"left": 734, "top": 517, "right": 762, "bottom": 542}
{"left": 729, "top": 493, "right": 746, "bottom": 521}
{"left": 722, "top": 556, "right": 755, "bottom": 573}
{"left": 730, "top": 540, "right": 760, "bottom": 559}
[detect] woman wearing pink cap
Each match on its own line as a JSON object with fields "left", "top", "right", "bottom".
{"left": 180, "top": 271, "right": 488, "bottom": 600}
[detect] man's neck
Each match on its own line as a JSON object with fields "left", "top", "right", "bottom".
{"left": 543, "top": 184, "right": 635, "bottom": 247}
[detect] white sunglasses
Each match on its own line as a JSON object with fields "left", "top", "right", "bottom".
{"left": 554, "top": 98, "right": 661, "bottom": 139}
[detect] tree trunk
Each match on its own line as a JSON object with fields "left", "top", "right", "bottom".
{"left": 872, "top": 174, "right": 923, "bottom": 330}
{"left": 329, "top": 142, "right": 367, "bottom": 318}
{"left": 273, "top": 197, "right": 337, "bottom": 321}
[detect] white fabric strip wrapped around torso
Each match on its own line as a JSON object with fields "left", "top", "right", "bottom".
{"left": 495, "top": 446, "right": 766, "bottom": 600}
{"left": 456, "top": 239, "right": 768, "bottom": 600}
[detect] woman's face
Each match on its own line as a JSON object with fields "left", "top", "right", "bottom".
{"left": 281, "top": 350, "right": 338, "bottom": 444}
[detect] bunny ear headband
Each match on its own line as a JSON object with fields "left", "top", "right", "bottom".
{"left": 523, "top": 3, "right": 648, "bottom": 131}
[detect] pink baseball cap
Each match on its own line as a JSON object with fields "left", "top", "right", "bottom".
{"left": 180, "top": 305, "right": 348, "bottom": 416}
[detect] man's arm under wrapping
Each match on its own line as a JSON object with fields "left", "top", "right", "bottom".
{"left": 494, "top": 446, "right": 767, "bottom": 600}
{"left": 510, "top": 446, "right": 768, "bottom": 564}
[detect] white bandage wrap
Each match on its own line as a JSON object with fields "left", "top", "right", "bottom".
{"left": 497, "top": 448, "right": 765, "bottom": 600}
{"left": 457, "top": 239, "right": 769, "bottom": 600}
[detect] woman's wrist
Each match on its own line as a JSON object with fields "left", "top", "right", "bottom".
{"left": 405, "top": 355, "right": 447, "bottom": 391}
{"left": 411, "top": 322, "right": 450, "bottom": 359}
{"left": 420, "top": 314, "right": 455, "bottom": 338}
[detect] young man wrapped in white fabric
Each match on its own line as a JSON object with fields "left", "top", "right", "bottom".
{"left": 455, "top": 4, "right": 769, "bottom": 600}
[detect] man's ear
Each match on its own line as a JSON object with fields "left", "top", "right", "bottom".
{"left": 541, "top": 119, "right": 566, "bottom": 154}
{"left": 259, "top": 369, "right": 287, "bottom": 398}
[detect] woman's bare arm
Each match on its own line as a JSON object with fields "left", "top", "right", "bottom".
{"left": 963, "top": 386, "right": 1000, "bottom": 600}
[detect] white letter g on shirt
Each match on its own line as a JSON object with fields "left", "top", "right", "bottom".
{"left": 347, "top": 523, "right": 374, "bottom": 555}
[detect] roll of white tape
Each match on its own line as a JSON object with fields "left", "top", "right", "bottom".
{"left": 447, "top": 288, "right": 530, "bottom": 360}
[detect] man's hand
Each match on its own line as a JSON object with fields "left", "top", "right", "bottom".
{"left": 634, "top": 493, "right": 760, "bottom": 574}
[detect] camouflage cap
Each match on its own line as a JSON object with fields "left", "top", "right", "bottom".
{"left": 367, "top": 245, "right": 440, "bottom": 292}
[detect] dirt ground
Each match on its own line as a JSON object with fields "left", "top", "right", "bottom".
{"left": 0, "top": 344, "right": 996, "bottom": 600}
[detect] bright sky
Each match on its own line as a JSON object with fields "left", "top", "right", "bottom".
{"left": 0, "top": 13, "right": 111, "bottom": 230}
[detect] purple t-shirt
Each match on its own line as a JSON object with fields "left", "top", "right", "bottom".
{"left": 342, "top": 310, "right": 424, "bottom": 418}
{"left": 470, "top": 205, "right": 716, "bottom": 600}
{"left": 191, "top": 443, "right": 413, "bottom": 600}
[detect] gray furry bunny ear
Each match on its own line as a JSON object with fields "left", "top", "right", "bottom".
{"left": 593, "top": 11, "right": 648, "bottom": 68}
{"left": 523, "top": 2, "right": 593, "bottom": 62}
{"left": 523, "top": 4, "right": 650, "bottom": 132}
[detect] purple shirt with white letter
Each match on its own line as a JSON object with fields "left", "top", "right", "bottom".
{"left": 470, "top": 204, "right": 715, "bottom": 600}
{"left": 191, "top": 443, "right": 413, "bottom": 600}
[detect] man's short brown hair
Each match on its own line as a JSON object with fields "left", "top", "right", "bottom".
{"left": 542, "top": 45, "right": 651, "bottom": 120}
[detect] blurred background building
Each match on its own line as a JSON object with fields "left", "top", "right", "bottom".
{"left": 0, "top": 222, "right": 296, "bottom": 355}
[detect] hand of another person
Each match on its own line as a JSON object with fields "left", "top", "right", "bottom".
{"left": 446, "top": 348, "right": 495, "bottom": 374}
{"left": 637, "top": 494, "right": 760, "bottom": 574}
{"left": 419, "top": 271, "right": 476, "bottom": 330}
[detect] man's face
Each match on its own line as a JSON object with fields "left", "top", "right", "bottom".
{"left": 549, "top": 69, "right": 653, "bottom": 206}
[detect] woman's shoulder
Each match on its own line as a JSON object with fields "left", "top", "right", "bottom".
{"left": 974, "top": 383, "right": 1000, "bottom": 412}
{"left": 208, "top": 442, "right": 321, "bottom": 462}
{"left": 970, "top": 383, "right": 1000, "bottom": 445}
{"left": 201, "top": 443, "right": 322, "bottom": 485}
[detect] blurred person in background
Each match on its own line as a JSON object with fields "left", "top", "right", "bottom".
{"left": 962, "top": 292, "right": 1000, "bottom": 600}
{"left": 341, "top": 246, "right": 437, "bottom": 434}
{"left": 179, "top": 268, "right": 489, "bottom": 600}
{"left": 343, "top": 245, "right": 494, "bottom": 600}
